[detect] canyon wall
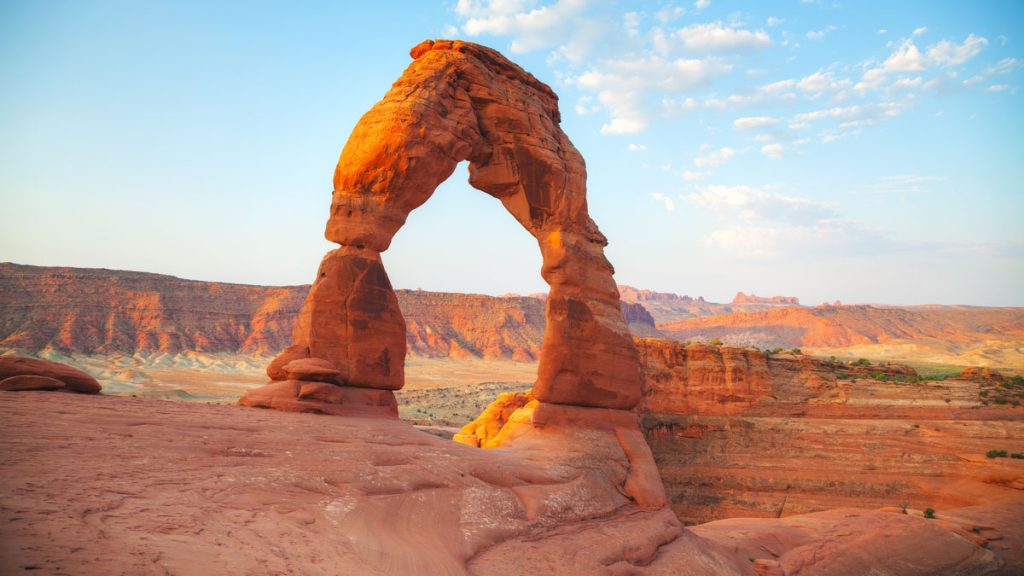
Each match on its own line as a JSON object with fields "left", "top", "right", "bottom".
{"left": 659, "top": 303, "right": 1024, "bottom": 349}
{"left": 636, "top": 338, "right": 1024, "bottom": 524}
{"left": 0, "top": 264, "right": 663, "bottom": 363}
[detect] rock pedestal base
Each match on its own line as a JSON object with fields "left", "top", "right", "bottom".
{"left": 239, "top": 380, "right": 398, "bottom": 418}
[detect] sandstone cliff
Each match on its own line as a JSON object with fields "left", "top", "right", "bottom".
{"left": 0, "top": 263, "right": 543, "bottom": 361}
{"left": 658, "top": 303, "right": 1024, "bottom": 352}
{"left": 1, "top": 264, "right": 675, "bottom": 365}
{"left": 635, "top": 338, "right": 1024, "bottom": 525}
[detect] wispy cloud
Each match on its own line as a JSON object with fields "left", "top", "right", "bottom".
{"left": 693, "top": 145, "right": 736, "bottom": 167}
{"left": 675, "top": 22, "right": 772, "bottom": 52}
{"left": 806, "top": 25, "right": 837, "bottom": 41}
{"left": 650, "top": 192, "right": 676, "bottom": 211}
{"left": 686, "top": 184, "right": 832, "bottom": 222}
{"left": 861, "top": 174, "right": 947, "bottom": 194}
{"left": 734, "top": 116, "right": 780, "bottom": 130}
{"left": 927, "top": 33, "right": 988, "bottom": 67}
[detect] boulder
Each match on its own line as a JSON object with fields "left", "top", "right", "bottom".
{"left": 0, "top": 356, "right": 101, "bottom": 394}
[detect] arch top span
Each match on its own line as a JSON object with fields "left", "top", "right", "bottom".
{"left": 252, "top": 39, "right": 642, "bottom": 416}
{"left": 325, "top": 39, "right": 599, "bottom": 254}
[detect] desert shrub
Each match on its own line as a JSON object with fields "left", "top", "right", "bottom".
{"left": 993, "top": 397, "right": 1008, "bottom": 405}
{"left": 924, "top": 508, "right": 935, "bottom": 519}
{"left": 791, "top": 348, "right": 802, "bottom": 355}
{"left": 853, "top": 358, "right": 871, "bottom": 366}
{"left": 899, "top": 502, "right": 908, "bottom": 515}
{"left": 709, "top": 338, "right": 723, "bottom": 346}
{"left": 986, "top": 449, "right": 1008, "bottom": 458}
{"left": 980, "top": 390, "right": 989, "bottom": 397}
{"left": 872, "top": 371, "right": 886, "bottom": 381}
{"left": 1011, "top": 453, "right": 1024, "bottom": 459}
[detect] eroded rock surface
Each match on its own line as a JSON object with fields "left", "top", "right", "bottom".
{"left": 1, "top": 393, "right": 1013, "bottom": 575}
{"left": 635, "top": 338, "right": 1024, "bottom": 525}
{"left": 256, "top": 39, "right": 641, "bottom": 411}
{"left": 0, "top": 355, "right": 101, "bottom": 394}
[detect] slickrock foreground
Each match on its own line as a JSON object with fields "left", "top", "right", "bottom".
{"left": 1, "top": 392, "right": 1016, "bottom": 575}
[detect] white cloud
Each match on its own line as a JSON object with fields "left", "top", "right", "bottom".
{"left": 860, "top": 39, "right": 926, "bottom": 88}
{"left": 656, "top": 6, "right": 686, "bottom": 24}
{"left": 682, "top": 170, "right": 711, "bottom": 181}
{"left": 627, "top": 143, "right": 649, "bottom": 152}
{"left": 734, "top": 116, "right": 779, "bottom": 130}
{"left": 806, "top": 25, "right": 837, "bottom": 41}
{"left": 796, "top": 69, "right": 850, "bottom": 94}
{"left": 862, "top": 174, "right": 947, "bottom": 194}
{"left": 574, "top": 95, "right": 600, "bottom": 115}
{"left": 927, "top": 33, "right": 987, "bottom": 67}
{"left": 457, "top": 0, "right": 592, "bottom": 54}
{"left": 963, "top": 57, "right": 1021, "bottom": 87}
{"left": 441, "top": 24, "right": 459, "bottom": 37}
{"left": 985, "top": 84, "right": 1010, "bottom": 93}
{"left": 693, "top": 146, "right": 735, "bottom": 167}
{"left": 694, "top": 0, "right": 710, "bottom": 10}
{"left": 686, "top": 184, "right": 833, "bottom": 223}
{"left": 576, "top": 56, "right": 732, "bottom": 133}
{"left": 761, "top": 143, "right": 785, "bottom": 159}
{"left": 767, "top": 16, "right": 784, "bottom": 27}
{"left": 675, "top": 22, "right": 772, "bottom": 52}
{"left": 650, "top": 192, "right": 676, "bottom": 211}
{"left": 662, "top": 97, "right": 700, "bottom": 116}
{"left": 912, "top": 26, "right": 928, "bottom": 37}
{"left": 702, "top": 221, "right": 889, "bottom": 258}
{"left": 878, "top": 28, "right": 888, "bottom": 35}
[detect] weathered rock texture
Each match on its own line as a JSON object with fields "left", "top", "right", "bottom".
{"left": 0, "top": 356, "right": 101, "bottom": 394}
{"left": 1, "top": 392, "right": 1014, "bottom": 575}
{"left": 258, "top": 39, "right": 642, "bottom": 412}
{"left": 635, "top": 338, "right": 1024, "bottom": 525}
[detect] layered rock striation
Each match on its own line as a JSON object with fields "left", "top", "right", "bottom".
{"left": 251, "top": 39, "right": 643, "bottom": 420}
{"left": 0, "top": 263, "right": 552, "bottom": 362}
{"left": 635, "top": 338, "right": 1024, "bottom": 525}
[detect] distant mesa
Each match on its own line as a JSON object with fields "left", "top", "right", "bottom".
{"left": 731, "top": 291, "right": 800, "bottom": 306}
{"left": 618, "top": 285, "right": 703, "bottom": 303}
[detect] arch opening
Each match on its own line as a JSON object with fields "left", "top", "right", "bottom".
{"left": 243, "top": 39, "right": 642, "bottom": 421}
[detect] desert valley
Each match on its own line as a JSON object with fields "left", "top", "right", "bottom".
{"left": 2, "top": 3, "right": 1023, "bottom": 575}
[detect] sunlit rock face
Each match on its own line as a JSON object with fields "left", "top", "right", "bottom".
{"left": 247, "top": 39, "right": 642, "bottom": 415}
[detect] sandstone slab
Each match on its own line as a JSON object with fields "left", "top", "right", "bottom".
{"left": 0, "top": 375, "right": 66, "bottom": 392}
{"left": 0, "top": 356, "right": 101, "bottom": 394}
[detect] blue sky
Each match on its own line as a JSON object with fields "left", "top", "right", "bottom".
{"left": 1, "top": 1, "right": 1022, "bottom": 306}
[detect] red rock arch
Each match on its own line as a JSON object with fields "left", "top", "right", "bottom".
{"left": 246, "top": 40, "right": 641, "bottom": 416}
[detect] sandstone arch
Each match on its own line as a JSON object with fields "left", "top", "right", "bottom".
{"left": 243, "top": 39, "right": 642, "bottom": 417}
